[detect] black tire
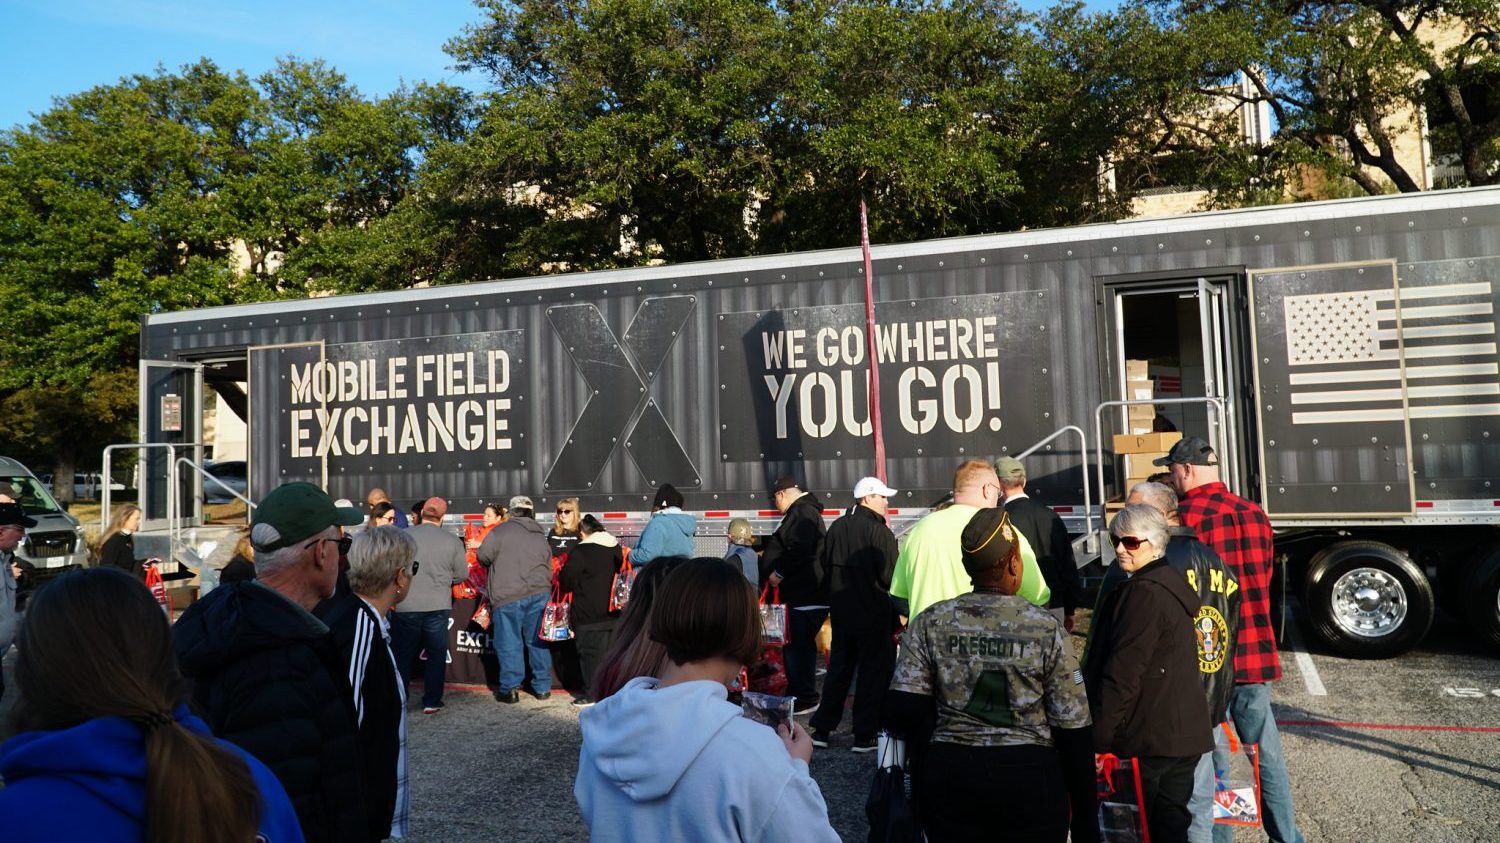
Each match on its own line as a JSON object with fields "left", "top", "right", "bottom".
{"left": 1462, "top": 547, "right": 1500, "bottom": 652}
{"left": 1304, "top": 540, "right": 1434, "bottom": 659}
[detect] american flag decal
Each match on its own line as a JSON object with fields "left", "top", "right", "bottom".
{"left": 1283, "top": 282, "right": 1499, "bottom": 424}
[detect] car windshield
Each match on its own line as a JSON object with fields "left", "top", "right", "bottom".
{"left": 2, "top": 475, "right": 65, "bottom": 515}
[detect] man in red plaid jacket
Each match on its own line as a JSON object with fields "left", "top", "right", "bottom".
{"left": 1159, "top": 436, "right": 1305, "bottom": 843}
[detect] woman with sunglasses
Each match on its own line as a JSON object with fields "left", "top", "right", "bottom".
{"left": 1082, "top": 504, "right": 1214, "bottom": 843}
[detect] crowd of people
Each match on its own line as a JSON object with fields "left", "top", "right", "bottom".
{"left": 0, "top": 432, "right": 1305, "bottom": 843}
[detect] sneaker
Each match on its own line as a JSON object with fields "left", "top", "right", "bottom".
{"left": 495, "top": 689, "right": 521, "bottom": 704}
{"left": 571, "top": 696, "right": 596, "bottom": 708}
{"left": 809, "top": 729, "right": 831, "bottom": 748}
{"left": 793, "top": 696, "right": 821, "bottom": 715}
{"left": 851, "top": 735, "right": 879, "bottom": 753}
{"left": 422, "top": 703, "right": 444, "bottom": 715}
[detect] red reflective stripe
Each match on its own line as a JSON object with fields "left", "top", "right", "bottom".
{"left": 757, "top": 510, "right": 780, "bottom": 517}
{"left": 703, "top": 511, "right": 731, "bottom": 518}
{"left": 1494, "top": 501, "right": 1500, "bottom": 507}
{"left": 1416, "top": 501, "right": 1435, "bottom": 508}
{"left": 1052, "top": 506, "right": 1075, "bottom": 513}
{"left": 822, "top": 510, "right": 840, "bottom": 516}
{"left": 887, "top": 508, "right": 900, "bottom": 515}
{"left": 462, "top": 514, "right": 483, "bottom": 521}
{"left": 602, "top": 513, "right": 628, "bottom": 520}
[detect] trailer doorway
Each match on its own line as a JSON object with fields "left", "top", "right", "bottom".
{"left": 1099, "top": 272, "right": 1244, "bottom": 496}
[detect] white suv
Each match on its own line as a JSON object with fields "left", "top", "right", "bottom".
{"left": 0, "top": 457, "right": 91, "bottom": 573}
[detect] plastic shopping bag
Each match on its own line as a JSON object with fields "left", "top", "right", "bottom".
{"left": 609, "top": 557, "right": 636, "bottom": 612}
{"left": 144, "top": 561, "right": 172, "bottom": 617}
{"left": 1214, "top": 722, "right": 1263, "bottom": 826}
{"left": 1097, "top": 753, "right": 1150, "bottom": 843}
{"left": 746, "top": 644, "right": 788, "bottom": 696}
{"left": 759, "top": 583, "right": 788, "bottom": 645}
{"left": 471, "top": 600, "right": 492, "bottom": 631}
{"left": 538, "top": 584, "right": 574, "bottom": 642}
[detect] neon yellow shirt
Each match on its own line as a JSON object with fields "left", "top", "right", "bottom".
{"left": 891, "top": 504, "right": 1051, "bottom": 619}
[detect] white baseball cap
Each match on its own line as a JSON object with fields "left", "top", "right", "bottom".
{"left": 853, "top": 477, "right": 898, "bottom": 499}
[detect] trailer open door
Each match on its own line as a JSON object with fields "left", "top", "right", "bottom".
{"left": 138, "top": 359, "right": 204, "bottom": 530}
{"left": 1248, "top": 260, "right": 1416, "bottom": 517}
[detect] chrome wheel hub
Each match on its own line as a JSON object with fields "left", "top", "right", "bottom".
{"left": 1331, "top": 567, "right": 1408, "bottom": 639}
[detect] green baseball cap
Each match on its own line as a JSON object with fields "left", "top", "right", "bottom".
{"left": 251, "top": 482, "right": 365, "bottom": 551}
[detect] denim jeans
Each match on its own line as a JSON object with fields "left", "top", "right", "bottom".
{"left": 493, "top": 591, "right": 553, "bottom": 695}
{"left": 391, "top": 609, "right": 450, "bottom": 708}
{"left": 1187, "top": 724, "right": 1225, "bottom": 843}
{"left": 1213, "top": 683, "right": 1304, "bottom": 843}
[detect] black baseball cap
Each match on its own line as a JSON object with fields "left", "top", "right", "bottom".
{"left": 0, "top": 502, "right": 37, "bottom": 528}
{"left": 1153, "top": 436, "right": 1219, "bottom": 467}
{"left": 961, "top": 508, "right": 1018, "bottom": 574}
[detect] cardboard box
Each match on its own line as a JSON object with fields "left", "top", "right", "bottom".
{"left": 1128, "top": 421, "right": 1156, "bottom": 434}
{"left": 1123, "top": 452, "right": 1167, "bottom": 477}
{"left": 1124, "top": 475, "right": 1152, "bottom": 491}
{"left": 1127, "top": 404, "right": 1156, "bottom": 421}
{"left": 1113, "top": 431, "right": 1182, "bottom": 454}
{"left": 1127, "top": 378, "right": 1154, "bottom": 401}
{"left": 1125, "top": 359, "right": 1150, "bottom": 380}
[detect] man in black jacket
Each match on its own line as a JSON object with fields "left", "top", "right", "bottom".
{"left": 760, "top": 475, "right": 828, "bottom": 714}
{"left": 997, "top": 456, "right": 1081, "bottom": 632}
{"left": 808, "top": 476, "right": 900, "bottom": 751}
{"left": 175, "top": 483, "right": 369, "bottom": 843}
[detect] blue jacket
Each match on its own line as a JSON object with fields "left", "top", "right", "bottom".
{"left": 631, "top": 509, "right": 696, "bottom": 563}
{"left": 0, "top": 706, "right": 304, "bottom": 842}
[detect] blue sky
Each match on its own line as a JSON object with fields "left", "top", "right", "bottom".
{"left": 0, "top": 0, "right": 1105, "bottom": 132}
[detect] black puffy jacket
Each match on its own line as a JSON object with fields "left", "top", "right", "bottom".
{"left": 175, "top": 581, "right": 368, "bottom": 843}
{"left": 558, "top": 534, "right": 625, "bottom": 628}
{"left": 819, "top": 504, "right": 899, "bottom": 634}
{"left": 1084, "top": 558, "right": 1214, "bottom": 760}
{"left": 758, "top": 492, "right": 827, "bottom": 608}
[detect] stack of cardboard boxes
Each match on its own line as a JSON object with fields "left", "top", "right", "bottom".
{"left": 1113, "top": 431, "right": 1183, "bottom": 497}
{"left": 1125, "top": 359, "right": 1156, "bottom": 434}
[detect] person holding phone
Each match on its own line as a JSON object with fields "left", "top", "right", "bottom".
{"left": 574, "top": 557, "right": 839, "bottom": 842}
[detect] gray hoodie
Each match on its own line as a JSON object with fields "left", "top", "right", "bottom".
{"left": 574, "top": 677, "right": 839, "bottom": 842}
{"left": 476, "top": 516, "right": 553, "bottom": 605}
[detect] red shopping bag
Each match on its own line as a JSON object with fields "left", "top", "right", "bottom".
{"left": 144, "top": 561, "right": 172, "bottom": 617}
{"left": 759, "top": 583, "right": 788, "bottom": 645}
{"left": 1097, "top": 753, "right": 1150, "bottom": 843}
{"left": 471, "top": 600, "right": 492, "bottom": 631}
{"left": 746, "top": 644, "right": 788, "bottom": 695}
{"left": 609, "top": 556, "right": 636, "bottom": 612}
{"left": 538, "top": 582, "right": 574, "bottom": 642}
{"left": 1214, "top": 722, "right": 1263, "bottom": 826}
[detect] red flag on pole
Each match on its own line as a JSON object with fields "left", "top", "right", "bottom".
{"left": 860, "top": 200, "right": 887, "bottom": 482}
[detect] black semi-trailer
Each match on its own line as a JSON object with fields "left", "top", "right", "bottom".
{"left": 136, "top": 186, "right": 1500, "bottom": 658}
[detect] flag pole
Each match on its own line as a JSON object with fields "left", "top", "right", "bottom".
{"left": 860, "top": 200, "right": 887, "bottom": 483}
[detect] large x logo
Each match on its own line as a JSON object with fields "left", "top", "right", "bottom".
{"left": 544, "top": 296, "right": 698, "bottom": 493}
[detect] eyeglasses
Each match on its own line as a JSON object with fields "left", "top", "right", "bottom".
{"left": 302, "top": 536, "right": 335, "bottom": 556}
{"left": 1112, "top": 535, "right": 1148, "bottom": 551}
{"left": 556, "top": 508, "right": 575, "bottom": 515}
{"left": 378, "top": 513, "right": 396, "bottom": 523}
{"left": 411, "top": 560, "right": 420, "bottom": 575}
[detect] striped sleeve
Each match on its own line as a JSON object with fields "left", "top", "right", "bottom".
{"left": 348, "top": 609, "right": 378, "bottom": 727}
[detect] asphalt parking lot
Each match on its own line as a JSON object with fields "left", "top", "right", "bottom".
{"left": 2, "top": 606, "right": 1497, "bottom": 841}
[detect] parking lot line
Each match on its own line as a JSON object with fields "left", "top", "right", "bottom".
{"left": 1283, "top": 608, "right": 1328, "bottom": 697}
{"left": 1280, "top": 719, "right": 1500, "bottom": 734}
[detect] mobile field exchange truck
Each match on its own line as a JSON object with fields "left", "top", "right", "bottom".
{"left": 127, "top": 186, "right": 1500, "bottom": 659}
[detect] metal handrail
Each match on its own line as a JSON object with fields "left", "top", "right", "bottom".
{"left": 172, "top": 457, "right": 255, "bottom": 566}
{"left": 891, "top": 424, "right": 1093, "bottom": 541}
{"left": 1092, "top": 397, "right": 1230, "bottom": 535}
{"left": 101, "top": 443, "right": 176, "bottom": 534}
{"left": 1014, "top": 424, "right": 1093, "bottom": 540}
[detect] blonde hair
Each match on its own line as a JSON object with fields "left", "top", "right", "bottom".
{"left": 96, "top": 504, "right": 142, "bottom": 555}
{"left": 953, "top": 459, "right": 997, "bottom": 493}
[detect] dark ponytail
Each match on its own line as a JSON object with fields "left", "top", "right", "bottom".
{"left": 11, "top": 568, "right": 261, "bottom": 842}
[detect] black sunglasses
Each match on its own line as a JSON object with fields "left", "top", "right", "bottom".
{"left": 1112, "top": 534, "right": 1148, "bottom": 551}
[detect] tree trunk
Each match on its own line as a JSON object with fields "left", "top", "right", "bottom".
{"left": 52, "top": 447, "right": 77, "bottom": 510}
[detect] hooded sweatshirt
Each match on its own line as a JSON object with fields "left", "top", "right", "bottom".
{"left": 476, "top": 515, "right": 553, "bottom": 605}
{"left": 575, "top": 677, "right": 839, "bottom": 843}
{"left": 0, "top": 706, "right": 305, "bottom": 843}
{"left": 631, "top": 508, "right": 696, "bottom": 564}
{"left": 558, "top": 531, "right": 624, "bottom": 628}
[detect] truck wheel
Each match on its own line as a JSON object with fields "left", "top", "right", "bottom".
{"left": 1304, "top": 540, "right": 1434, "bottom": 659}
{"left": 1462, "top": 548, "right": 1500, "bottom": 652}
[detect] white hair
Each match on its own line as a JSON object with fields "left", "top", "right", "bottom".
{"left": 348, "top": 526, "right": 416, "bottom": 597}
{"left": 253, "top": 525, "right": 338, "bottom": 576}
{"left": 1110, "top": 504, "right": 1170, "bottom": 556}
{"left": 1128, "top": 481, "right": 1178, "bottom": 518}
